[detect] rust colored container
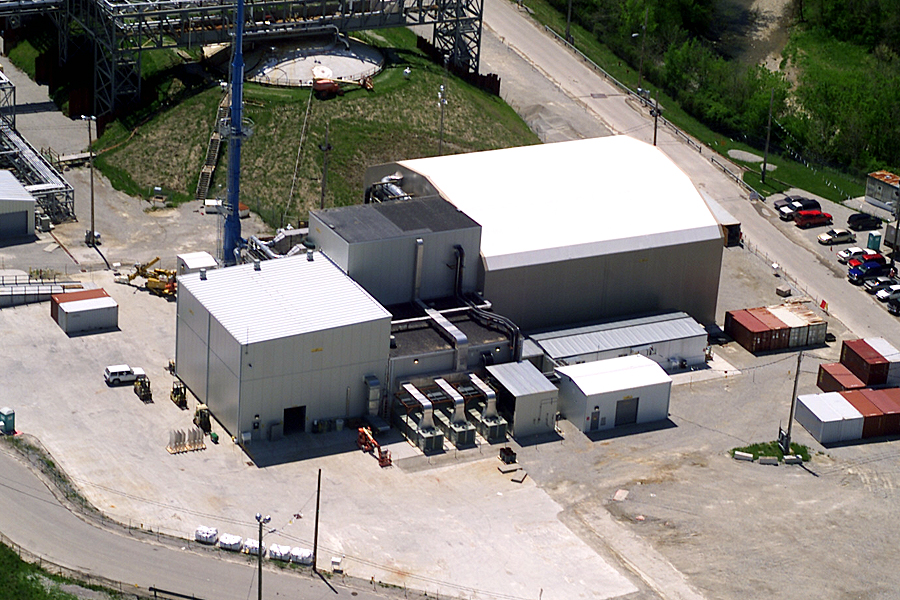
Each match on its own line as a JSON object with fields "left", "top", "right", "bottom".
{"left": 817, "top": 363, "right": 866, "bottom": 393}
{"left": 50, "top": 288, "right": 109, "bottom": 323}
{"left": 747, "top": 308, "right": 790, "bottom": 350}
{"left": 840, "top": 390, "right": 885, "bottom": 438}
{"left": 861, "top": 389, "right": 900, "bottom": 436}
{"left": 841, "top": 339, "right": 890, "bottom": 386}
{"left": 725, "top": 310, "right": 774, "bottom": 353}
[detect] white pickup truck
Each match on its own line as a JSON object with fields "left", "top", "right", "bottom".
{"left": 104, "top": 364, "right": 147, "bottom": 386}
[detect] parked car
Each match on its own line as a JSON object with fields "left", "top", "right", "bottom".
{"left": 849, "top": 261, "right": 895, "bottom": 284}
{"left": 864, "top": 276, "right": 898, "bottom": 294}
{"left": 104, "top": 364, "right": 146, "bottom": 386}
{"left": 847, "top": 213, "right": 883, "bottom": 231}
{"left": 773, "top": 195, "right": 809, "bottom": 211}
{"left": 876, "top": 285, "right": 900, "bottom": 302}
{"left": 838, "top": 247, "right": 873, "bottom": 264}
{"left": 848, "top": 253, "right": 885, "bottom": 269}
{"left": 780, "top": 198, "right": 822, "bottom": 221}
{"left": 817, "top": 228, "right": 856, "bottom": 245}
{"left": 794, "top": 210, "right": 832, "bottom": 228}
{"left": 888, "top": 297, "right": 900, "bottom": 315}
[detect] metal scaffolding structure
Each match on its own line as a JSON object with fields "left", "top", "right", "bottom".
{"left": 0, "top": 0, "right": 485, "bottom": 118}
{"left": 0, "top": 68, "right": 15, "bottom": 129}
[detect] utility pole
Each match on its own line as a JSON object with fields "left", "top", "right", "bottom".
{"left": 312, "top": 468, "right": 321, "bottom": 573}
{"left": 255, "top": 513, "right": 270, "bottom": 600}
{"left": 779, "top": 351, "right": 802, "bottom": 455}
{"left": 761, "top": 88, "right": 774, "bottom": 185}
{"left": 565, "top": 0, "right": 573, "bottom": 43}
{"left": 319, "top": 123, "right": 332, "bottom": 210}
{"left": 81, "top": 115, "right": 96, "bottom": 247}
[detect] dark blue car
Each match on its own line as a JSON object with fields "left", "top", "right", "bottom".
{"left": 849, "top": 261, "right": 894, "bottom": 284}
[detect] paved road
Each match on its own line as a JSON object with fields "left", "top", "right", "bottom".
{"left": 0, "top": 443, "right": 406, "bottom": 600}
{"left": 480, "top": 0, "right": 900, "bottom": 343}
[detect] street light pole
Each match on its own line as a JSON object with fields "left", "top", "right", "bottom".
{"left": 256, "top": 512, "right": 270, "bottom": 600}
{"left": 637, "top": 8, "right": 648, "bottom": 94}
{"left": 438, "top": 84, "right": 447, "bottom": 156}
{"left": 81, "top": 115, "right": 96, "bottom": 246}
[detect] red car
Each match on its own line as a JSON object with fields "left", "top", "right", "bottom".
{"left": 847, "top": 253, "right": 886, "bottom": 269}
{"left": 794, "top": 210, "right": 833, "bottom": 229}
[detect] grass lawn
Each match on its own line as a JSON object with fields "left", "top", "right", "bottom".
{"left": 92, "top": 27, "right": 538, "bottom": 230}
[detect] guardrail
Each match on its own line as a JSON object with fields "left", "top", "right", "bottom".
{"left": 543, "top": 25, "right": 762, "bottom": 199}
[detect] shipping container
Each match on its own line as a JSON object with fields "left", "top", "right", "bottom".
{"left": 841, "top": 339, "right": 890, "bottom": 386}
{"left": 767, "top": 305, "right": 809, "bottom": 347}
{"left": 50, "top": 288, "right": 109, "bottom": 323}
{"left": 725, "top": 309, "right": 775, "bottom": 353}
{"left": 747, "top": 308, "right": 790, "bottom": 350}
{"left": 863, "top": 338, "right": 900, "bottom": 386}
{"left": 796, "top": 393, "right": 845, "bottom": 445}
{"left": 860, "top": 389, "right": 900, "bottom": 436}
{"left": 840, "top": 390, "right": 885, "bottom": 438}
{"left": 783, "top": 304, "right": 827, "bottom": 346}
{"left": 821, "top": 392, "right": 865, "bottom": 442}
{"left": 817, "top": 363, "right": 865, "bottom": 392}
{"left": 57, "top": 296, "right": 118, "bottom": 334}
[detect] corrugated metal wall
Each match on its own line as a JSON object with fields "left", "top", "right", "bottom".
{"left": 483, "top": 239, "right": 722, "bottom": 332}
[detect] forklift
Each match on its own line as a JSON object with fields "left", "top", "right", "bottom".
{"left": 170, "top": 381, "right": 187, "bottom": 409}
{"left": 133, "top": 374, "right": 152, "bottom": 403}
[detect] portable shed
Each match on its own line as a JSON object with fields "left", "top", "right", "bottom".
{"left": 177, "top": 252, "right": 218, "bottom": 276}
{"left": 485, "top": 360, "right": 558, "bottom": 438}
{"left": 0, "top": 169, "right": 35, "bottom": 238}
{"left": 556, "top": 355, "right": 672, "bottom": 433}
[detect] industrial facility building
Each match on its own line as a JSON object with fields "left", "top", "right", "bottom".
{"left": 364, "top": 136, "right": 723, "bottom": 332}
{"left": 556, "top": 355, "right": 672, "bottom": 433}
{"left": 309, "top": 197, "right": 482, "bottom": 306}
{"left": 485, "top": 360, "right": 559, "bottom": 437}
{"left": 0, "top": 169, "right": 35, "bottom": 239}
{"left": 175, "top": 253, "right": 392, "bottom": 441}
{"left": 528, "top": 312, "right": 708, "bottom": 374}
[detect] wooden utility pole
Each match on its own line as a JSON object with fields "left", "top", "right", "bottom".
{"left": 652, "top": 89, "right": 660, "bottom": 146}
{"left": 312, "top": 468, "right": 321, "bottom": 572}
{"left": 780, "top": 351, "right": 802, "bottom": 454}
{"left": 319, "top": 123, "right": 332, "bottom": 210}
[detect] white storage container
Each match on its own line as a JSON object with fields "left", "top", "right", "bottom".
{"left": 58, "top": 296, "right": 118, "bottom": 334}
{"left": 290, "top": 547, "right": 314, "bottom": 565}
{"left": 194, "top": 526, "right": 218, "bottom": 545}
{"left": 218, "top": 533, "right": 243, "bottom": 551}
{"left": 268, "top": 544, "right": 291, "bottom": 561}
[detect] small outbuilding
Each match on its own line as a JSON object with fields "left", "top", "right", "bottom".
{"left": 556, "top": 355, "right": 671, "bottom": 433}
{"left": 485, "top": 360, "right": 559, "bottom": 438}
{"left": 177, "top": 251, "right": 218, "bottom": 276}
{"left": 0, "top": 169, "right": 35, "bottom": 239}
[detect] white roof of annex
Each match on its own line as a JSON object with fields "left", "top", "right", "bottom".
{"left": 556, "top": 354, "right": 671, "bottom": 397}
{"left": 397, "top": 136, "right": 721, "bottom": 270}
{"left": 0, "top": 169, "right": 35, "bottom": 204}
{"left": 179, "top": 253, "right": 392, "bottom": 345}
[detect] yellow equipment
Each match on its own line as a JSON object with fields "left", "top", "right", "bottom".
{"left": 127, "top": 257, "right": 177, "bottom": 297}
{"left": 170, "top": 381, "right": 187, "bottom": 408}
{"left": 194, "top": 404, "right": 211, "bottom": 433}
{"left": 133, "top": 374, "right": 152, "bottom": 402}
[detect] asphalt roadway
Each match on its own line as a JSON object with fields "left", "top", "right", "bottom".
{"left": 4, "top": 4, "right": 900, "bottom": 600}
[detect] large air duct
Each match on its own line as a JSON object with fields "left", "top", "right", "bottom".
{"left": 469, "top": 373, "right": 498, "bottom": 420}
{"left": 435, "top": 378, "right": 466, "bottom": 425}
{"left": 413, "top": 237, "right": 424, "bottom": 300}
{"left": 402, "top": 383, "right": 434, "bottom": 431}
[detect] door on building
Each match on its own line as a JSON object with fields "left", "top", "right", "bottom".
{"left": 614, "top": 397, "right": 639, "bottom": 426}
{"left": 283, "top": 405, "right": 306, "bottom": 435}
{"left": 589, "top": 406, "right": 601, "bottom": 431}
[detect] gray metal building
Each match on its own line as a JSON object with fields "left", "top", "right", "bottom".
{"left": 175, "top": 253, "right": 392, "bottom": 441}
{"left": 529, "top": 312, "right": 708, "bottom": 373}
{"left": 556, "top": 355, "right": 672, "bottom": 433}
{"left": 365, "top": 136, "right": 723, "bottom": 332}
{"left": 485, "top": 361, "right": 559, "bottom": 438}
{"left": 0, "top": 169, "right": 35, "bottom": 238}
{"left": 308, "top": 197, "right": 482, "bottom": 307}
